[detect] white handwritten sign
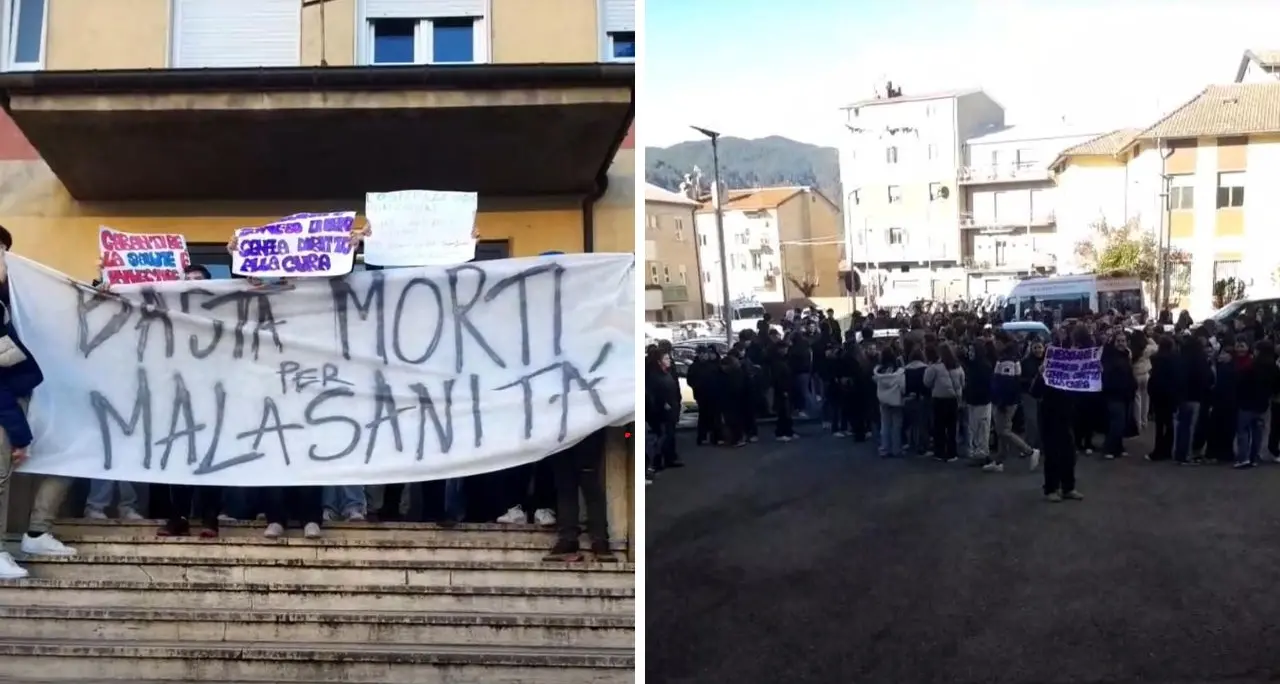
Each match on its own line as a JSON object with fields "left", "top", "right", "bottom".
{"left": 6, "top": 252, "right": 636, "bottom": 486}
{"left": 233, "top": 212, "right": 357, "bottom": 278}
{"left": 99, "top": 227, "right": 190, "bottom": 286}
{"left": 1043, "top": 346, "right": 1102, "bottom": 392}
{"left": 364, "top": 190, "right": 478, "bottom": 267}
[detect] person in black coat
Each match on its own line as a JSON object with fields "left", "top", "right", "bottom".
{"left": 1233, "top": 339, "right": 1276, "bottom": 467}
{"left": 645, "top": 349, "right": 684, "bottom": 469}
{"left": 687, "top": 347, "right": 723, "bottom": 446}
{"left": 769, "top": 342, "right": 796, "bottom": 440}
{"left": 1100, "top": 335, "right": 1136, "bottom": 459}
{"left": 1207, "top": 346, "right": 1238, "bottom": 463}
{"left": 1146, "top": 336, "right": 1183, "bottom": 462}
{"left": 1041, "top": 325, "right": 1091, "bottom": 501}
{"left": 1175, "top": 335, "right": 1213, "bottom": 463}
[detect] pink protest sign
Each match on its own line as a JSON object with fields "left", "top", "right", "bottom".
{"left": 98, "top": 227, "right": 190, "bottom": 286}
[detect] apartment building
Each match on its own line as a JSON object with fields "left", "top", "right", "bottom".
{"left": 644, "top": 182, "right": 703, "bottom": 321}
{"left": 1051, "top": 82, "right": 1280, "bottom": 315}
{"left": 694, "top": 186, "right": 842, "bottom": 312}
{"left": 959, "top": 124, "right": 1101, "bottom": 295}
{"left": 0, "top": 0, "right": 636, "bottom": 280}
{"left": 838, "top": 86, "right": 1004, "bottom": 303}
{"left": 1235, "top": 49, "right": 1280, "bottom": 83}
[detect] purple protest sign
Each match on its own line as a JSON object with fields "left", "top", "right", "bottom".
{"left": 232, "top": 212, "right": 357, "bottom": 278}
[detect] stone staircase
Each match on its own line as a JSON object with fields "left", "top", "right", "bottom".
{"left": 0, "top": 519, "right": 635, "bottom": 683}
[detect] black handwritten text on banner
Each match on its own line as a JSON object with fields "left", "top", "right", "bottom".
{"left": 6, "top": 254, "right": 636, "bottom": 486}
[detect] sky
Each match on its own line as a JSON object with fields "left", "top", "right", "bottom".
{"left": 642, "top": 0, "right": 1280, "bottom": 148}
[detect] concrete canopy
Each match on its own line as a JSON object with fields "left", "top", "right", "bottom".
{"left": 0, "top": 63, "right": 634, "bottom": 202}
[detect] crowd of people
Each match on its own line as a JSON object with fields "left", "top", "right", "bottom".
{"left": 0, "top": 225, "right": 618, "bottom": 580}
{"left": 645, "top": 300, "right": 1280, "bottom": 500}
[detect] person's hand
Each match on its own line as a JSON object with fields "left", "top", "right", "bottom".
{"left": 11, "top": 446, "right": 27, "bottom": 468}
{"left": 350, "top": 225, "right": 371, "bottom": 246}
{"left": 95, "top": 279, "right": 112, "bottom": 292}
{"left": 226, "top": 235, "right": 238, "bottom": 254}
{"left": 472, "top": 227, "right": 480, "bottom": 240}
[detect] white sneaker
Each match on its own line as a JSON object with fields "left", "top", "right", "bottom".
{"left": 118, "top": 507, "right": 145, "bottom": 521}
{"left": 322, "top": 509, "right": 338, "bottom": 522}
{"left": 533, "top": 508, "right": 556, "bottom": 526}
{"left": 982, "top": 462, "right": 1004, "bottom": 473}
{"left": 264, "top": 523, "right": 284, "bottom": 539}
{"left": 345, "top": 510, "right": 366, "bottom": 522}
{"left": 496, "top": 506, "right": 527, "bottom": 524}
{"left": 217, "top": 513, "right": 236, "bottom": 523}
{"left": 303, "top": 522, "right": 322, "bottom": 539}
{"left": 748, "top": 436, "right": 759, "bottom": 443}
{"left": 777, "top": 436, "right": 792, "bottom": 442}
{"left": 21, "top": 533, "right": 76, "bottom": 557}
{"left": 1029, "top": 449, "right": 1041, "bottom": 471}
{"left": 83, "top": 508, "right": 108, "bottom": 520}
{"left": 0, "top": 551, "right": 28, "bottom": 580}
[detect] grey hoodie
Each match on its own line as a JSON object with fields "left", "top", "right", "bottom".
{"left": 923, "top": 362, "right": 965, "bottom": 399}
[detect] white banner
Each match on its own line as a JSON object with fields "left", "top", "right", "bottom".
{"left": 6, "top": 253, "right": 636, "bottom": 486}
{"left": 364, "top": 190, "right": 478, "bottom": 267}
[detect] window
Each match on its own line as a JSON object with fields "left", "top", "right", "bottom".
{"left": 674, "top": 217, "right": 685, "bottom": 241}
{"left": 6, "top": 0, "right": 44, "bottom": 70}
{"left": 188, "top": 244, "right": 236, "bottom": 280}
{"left": 606, "top": 31, "right": 635, "bottom": 61}
{"left": 887, "top": 185, "right": 902, "bottom": 204}
{"left": 704, "top": 270, "right": 711, "bottom": 283}
{"left": 925, "top": 104, "right": 936, "bottom": 117}
{"left": 368, "top": 16, "right": 484, "bottom": 65}
{"left": 888, "top": 227, "right": 905, "bottom": 245}
{"left": 994, "top": 239, "right": 1007, "bottom": 266}
{"left": 649, "top": 263, "right": 659, "bottom": 284}
{"left": 1169, "top": 175, "right": 1194, "bottom": 210}
{"left": 647, "top": 214, "right": 658, "bottom": 229}
{"left": 698, "top": 233, "right": 707, "bottom": 246}
{"left": 678, "top": 265, "right": 687, "bottom": 285}
{"left": 929, "top": 182, "right": 943, "bottom": 201}
{"left": 1015, "top": 148, "right": 1035, "bottom": 168}
{"left": 851, "top": 189, "right": 861, "bottom": 206}
{"left": 750, "top": 252, "right": 762, "bottom": 269}
{"left": 1217, "top": 171, "right": 1245, "bottom": 208}
{"left": 989, "top": 150, "right": 1000, "bottom": 169}
{"left": 1214, "top": 260, "right": 1241, "bottom": 282}
{"left": 927, "top": 143, "right": 937, "bottom": 160}
{"left": 663, "top": 265, "right": 671, "bottom": 283}
{"left": 886, "top": 146, "right": 899, "bottom": 164}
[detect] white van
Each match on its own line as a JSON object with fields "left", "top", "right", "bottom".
{"left": 1005, "top": 274, "right": 1144, "bottom": 321}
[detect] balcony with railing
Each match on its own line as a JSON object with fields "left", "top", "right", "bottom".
{"left": 662, "top": 284, "right": 689, "bottom": 303}
{"left": 959, "top": 211, "right": 1056, "bottom": 230}
{"left": 962, "top": 252, "right": 1057, "bottom": 273}
{"left": 957, "top": 162, "right": 1051, "bottom": 184}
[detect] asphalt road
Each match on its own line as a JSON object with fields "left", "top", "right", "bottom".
{"left": 646, "top": 426, "right": 1280, "bottom": 684}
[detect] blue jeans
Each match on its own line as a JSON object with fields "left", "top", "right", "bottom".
{"left": 85, "top": 479, "right": 138, "bottom": 514}
{"left": 1236, "top": 410, "right": 1265, "bottom": 464}
{"left": 1174, "top": 402, "right": 1199, "bottom": 462}
{"left": 904, "top": 397, "right": 928, "bottom": 454}
{"left": 879, "top": 405, "right": 904, "bottom": 456}
{"left": 1105, "top": 400, "right": 1127, "bottom": 456}
{"left": 322, "top": 485, "right": 367, "bottom": 517}
{"left": 795, "top": 372, "right": 816, "bottom": 415}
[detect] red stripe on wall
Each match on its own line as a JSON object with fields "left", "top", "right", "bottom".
{"left": 620, "top": 122, "right": 634, "bottom": 149}
{"left": 0, "top": 110, "right": 37, "bottom": 161}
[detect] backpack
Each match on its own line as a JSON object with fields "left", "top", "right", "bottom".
{"left": 904, "top": 366, "right": 927, "bottom": 398}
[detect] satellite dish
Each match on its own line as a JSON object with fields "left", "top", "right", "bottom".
{"left": 937, "top": 186, "right": 950, "bottom": 200}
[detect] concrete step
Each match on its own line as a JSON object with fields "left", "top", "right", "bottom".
{"left": 3, "top": 535, "right": 621, "bottom": 563}
{"left": 47, "top": 519, "right": 586, "bottom": 543}
{"left": 0, "top": 578, "right": 634, "bottom": 615}
{"left": 18, "top": 555, "right": 634, "bottom": 590}
{"left": 0, "top": 606, "right": 634, "bottom": 649}
{"left": 0, "top": 638, "right": 634, "bottom": 683}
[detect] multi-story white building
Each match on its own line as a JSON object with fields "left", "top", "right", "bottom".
{"left": 694, "top": 186, "right": 842, "bottom": 313}
{"left": 838, "top": 86, "right": 1005, "bottom": 304}
{"left": 1235, "top": 49, "right": 1280, "bottom": 83}
{"left": 959, "top": 124, "right": 1102, "bottom": 295}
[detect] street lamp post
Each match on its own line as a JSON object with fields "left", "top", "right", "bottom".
{"left": 693, "top": 125, "right": 734, "bottom": 345}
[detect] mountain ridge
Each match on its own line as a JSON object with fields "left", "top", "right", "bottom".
{"left": 644, "top": 135, "right": 843, "bottom": 206}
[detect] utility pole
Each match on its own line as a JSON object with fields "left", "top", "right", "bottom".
{"left": 693, "top": 126, "right": 733, "bottom": 344}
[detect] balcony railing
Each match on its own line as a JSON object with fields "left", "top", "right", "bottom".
{"left": 962, "top": 254, "right": 1057, "bottom": 272}
{"left": 662, "top": 284, "right": 689, "bottom": 303}
{"left": 958, "top": 163, "right": 1051, "bottom": 184}
{"left": 960, "top": 212, "right": 1056, "bottom": 229}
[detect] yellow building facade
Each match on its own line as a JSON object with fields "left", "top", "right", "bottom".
{"left": 0, "top": 0, "right": 636, "bottom": 279}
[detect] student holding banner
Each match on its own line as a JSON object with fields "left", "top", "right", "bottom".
{"left": 1039, "top": 326, "right": 1096, "bottom": 502}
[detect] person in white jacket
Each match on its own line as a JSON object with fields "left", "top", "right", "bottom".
{"left": 1131, "top": 329, "right": 1157, "bottom": 432}
{"left": 874, "top": 350, "right": 907, "bottom": 458}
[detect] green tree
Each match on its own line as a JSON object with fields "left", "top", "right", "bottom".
{"left": 1074, "top": 219, "right": 1188, "bottom": 300}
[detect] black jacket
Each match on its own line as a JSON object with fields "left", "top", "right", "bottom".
{"left": 1101, "top": 348, "right": 1136, "bottom": 402}
{"left": 1148, "top": 350, "right": 1185, "bottom": 409}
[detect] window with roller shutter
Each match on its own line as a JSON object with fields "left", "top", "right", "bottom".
{"left": 359, "top": 0, "right": 489, "bottom": 65}
{"left": 599, "top": 0, "right": 634, "bottom": 61}
{"left": 170, "top": 0, "right": 301, "bottom": 68}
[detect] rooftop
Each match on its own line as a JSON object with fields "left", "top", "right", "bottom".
{"left": 965, "top": 122, "right": 1105, "bottom": 146}
{"left": 1137, "top": 83, "right": 1280, "bottom": 140}
{"left": 843, "top": 88, "right": 983, "bottom": 110}
{"left": 644, "top": 182, "right": 698, "bottom": 206}
{"left": 695, "top": 186, "right": 808, "bottom": 213}
{"left": 1057, "top": 127, "right": 1143, "bottom": 157}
